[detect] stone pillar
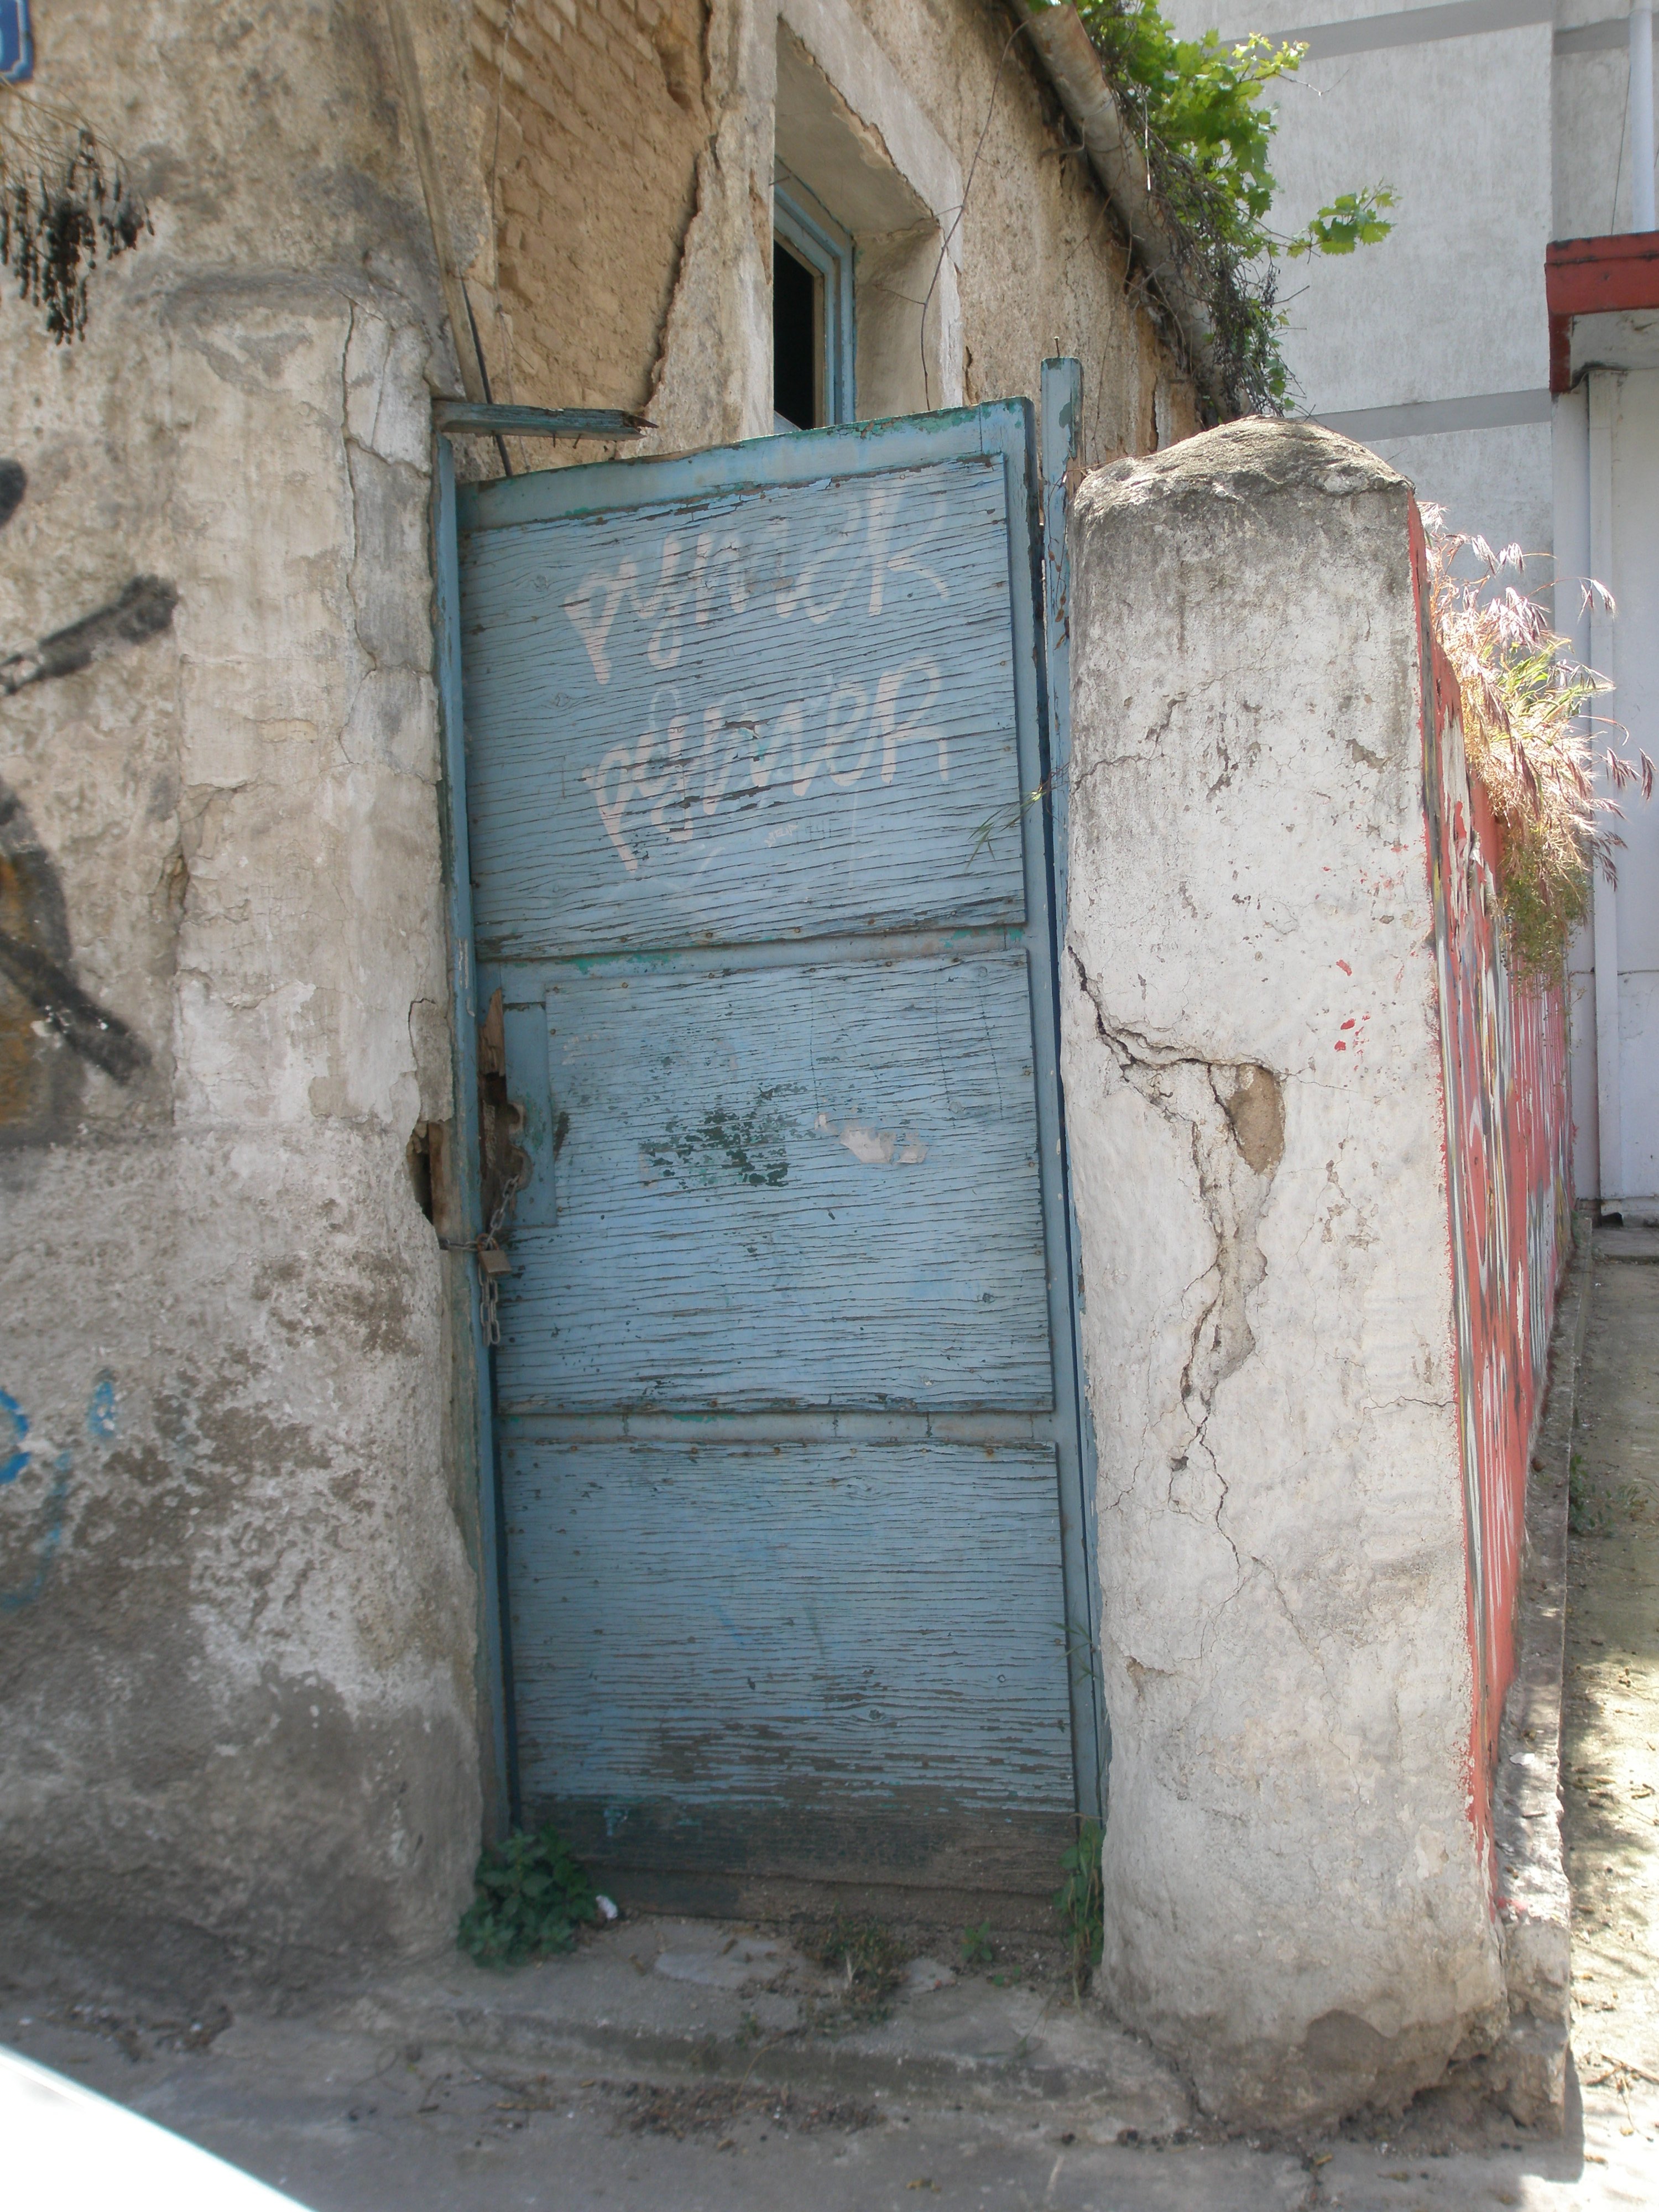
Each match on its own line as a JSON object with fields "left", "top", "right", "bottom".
{"left": 1061, "top": 420, "right": 1506, "bottom": 2122}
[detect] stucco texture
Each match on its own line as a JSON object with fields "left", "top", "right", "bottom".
{"left": 844, "top": 0, "right": 1196, "bottom": 460}
{"left": 1062, "top": 421, "right": 1505, "bottom": 2123}
{"left": 0, "top": 1, "right": 483, "bottom": 1988}
{"left": 465, "top": 0, "right": 1199, "bottom": 468}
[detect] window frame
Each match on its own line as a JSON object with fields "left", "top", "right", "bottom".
{"left": 773, "top": 173, "right": 855, "bottom": 428}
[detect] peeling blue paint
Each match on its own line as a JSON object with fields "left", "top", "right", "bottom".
{"left": 711, "top": 1600, "right": 753, "bottom": 1648}
{"left": 87, "top": 1370, "right": 117, "bottom": 1439}
{"left": 0, "top": 1387, "right": 27, "bottom": 1485}
{"left": 462, "top": 400, "right": 1099, "bottom": 1887}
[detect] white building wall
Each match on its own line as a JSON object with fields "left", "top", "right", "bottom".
{"left": 1591, "top": 367, "right": 1659, "bottom": 1211}
{"left": 1162, "top": 0, "right": 1658, "bottom": 1201}
{"left": 1164, "top": 0, "right": 1555, "bottom": 556}
{"left": 1556, "top": 8, "right": 1650, "bottom": 237}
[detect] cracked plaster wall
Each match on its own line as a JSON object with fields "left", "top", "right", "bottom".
{"left": 465, "top": 0, "right": 1200, "bottom": 472}
{"left": 1063, "top": 420, "right": 1505, "bottom": 2125}
{"left": 0, "top": 0, "right": 1199, "bottom": 2002}
{"left": 840, "top": 0, "right": 1198, "bottom": 457}
{"left": 0, "top": 1, "right": 489, "bottom": 1991}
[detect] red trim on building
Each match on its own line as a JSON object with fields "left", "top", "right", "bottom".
{"left": 1546, "top": 231, "right": 1659, "bottom": 393}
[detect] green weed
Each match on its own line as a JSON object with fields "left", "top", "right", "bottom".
{"left": 807, "top": 1913, "right": 908, "bottom": 2019}
{"left": 960, "top": 1919, "right": 995, "bottom": 1968}
{"left": 1072, "top": 2, "right": 1392, "bottom": 412}
{"left": 457, "top": 1821, "right": 599, "bottom": 1968}
{"left": 1055, "top": 1819, "right": 1105, "bottom": 1999}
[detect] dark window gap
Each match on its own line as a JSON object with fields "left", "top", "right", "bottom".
{"left": 774, "top": 237, "right": 822, "bottom": 430}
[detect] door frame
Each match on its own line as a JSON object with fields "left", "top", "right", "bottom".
{"left": 433, "top": 394, "right": 1103, "bottom": 1851}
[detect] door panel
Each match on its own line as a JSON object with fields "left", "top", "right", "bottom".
{"left": 456, "top": 406, "right": 1095, "bottom": 1911}
{"left": 461, "top": 456, "right": 1025, "bottom": 954}
{"left": 503, "top": 1441, "right": 1075, "bottom": 1813}
{"left": 495, "top": 953, "right": 1051, "bottom": 1413}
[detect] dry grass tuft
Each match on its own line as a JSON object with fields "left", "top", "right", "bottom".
{"left": 1424, "top": 510, "right": 1653, "bottom": 985}
{"left": 804, "top": 1912, "right": 910, "bottom": 2022}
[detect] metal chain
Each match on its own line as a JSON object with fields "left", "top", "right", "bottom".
{"left": 476, "top": 1171, "right": 521, "bottom": 1348}
{"left": 440, "top": 1168, "right": 521, "bottom": 1348}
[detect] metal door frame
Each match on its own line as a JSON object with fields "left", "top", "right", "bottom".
{"left": 434, "top": 386, "right": 1102, "bottom": 1846}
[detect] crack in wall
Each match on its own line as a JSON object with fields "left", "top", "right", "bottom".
{"left": 641, "top": 0, "right": 774, "bottom": 452}
{"left": 1069, "top": 947, "right": 1285, "bottom": 1563}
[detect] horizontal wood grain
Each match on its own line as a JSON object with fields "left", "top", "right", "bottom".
{"left": 503, "top": 1440, "right": 1077, "bottom": 1824}
{"left": 460, "top": 405, "right": 1093, "bottom": 1885}
{"left": 494, "top": 952, "right": 1053, "bottom": 1412}
{"left": 460, "top": 457, "right": 1026, "bottom": 955}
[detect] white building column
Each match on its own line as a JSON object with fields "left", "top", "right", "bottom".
{"left": 1588, "top": 372, "right": 1625, "bottom": 1206}
{"left": 1553, "top": 382, "right": 1600, "bottom": 1195}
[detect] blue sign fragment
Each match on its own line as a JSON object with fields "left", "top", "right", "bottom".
{"left": 0, "top": 0, "right": 32, "bottom": 84}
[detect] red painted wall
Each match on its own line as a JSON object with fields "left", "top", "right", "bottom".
{"left": 1413, "top": 511, "right": 1573, "bottom": 1856}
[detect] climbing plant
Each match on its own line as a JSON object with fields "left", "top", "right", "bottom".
{"left": 1063, "top": 0, "right": 1394, "bottom": 415}
{"left": 0, "top": 93, "right": 150, "bottom": 342}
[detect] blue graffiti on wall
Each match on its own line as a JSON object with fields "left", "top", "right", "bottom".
{"left": 0, "top": 2, "right": 32, "bottom": 86}
{"left": 0, "top": 1384, "right": 27, "bottom": 1484}
{"left": 0, "top": 1369, "right": 116, "bottom": 1610}
{"left": 86, "top": 1370, "right": 117, "bottom": 1439}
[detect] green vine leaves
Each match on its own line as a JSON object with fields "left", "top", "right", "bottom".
{"left": 1062, "top": 1, "right": 1394, "bottom": 413}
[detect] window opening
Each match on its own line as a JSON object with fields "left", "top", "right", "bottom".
{"left": 774, "top": 238, "right": 821, "bottom": 430}
{"left": 773, "top": 177, "right": 854, "bottom": 431}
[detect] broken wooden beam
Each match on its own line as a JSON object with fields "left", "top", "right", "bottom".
{"left": 433, "top": 401, "right": 650, "bottom": 441}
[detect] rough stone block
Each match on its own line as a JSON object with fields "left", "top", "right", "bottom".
{"left": 1064, "top": 420, "right": 1506, "bottom": 2125}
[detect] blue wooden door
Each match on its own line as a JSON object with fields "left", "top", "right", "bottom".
{"left": 454, "top": 404, "right": 1096, "bottom": 1916}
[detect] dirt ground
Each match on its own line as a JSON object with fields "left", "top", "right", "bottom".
{"left": 10, "top": 1223, "right": 1659, "bottom": 2208}
{"left": 1559, "top": 1227, "right": 1659, "bottom": 2155}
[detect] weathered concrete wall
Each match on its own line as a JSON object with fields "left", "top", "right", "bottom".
{"left": 465, "top": 0, "right": 1199, "bottom": 467}
{"left": 0, "top": 1, "right": 486, "bottom": 1990}
{"left": 0, "top": 0, "right": 1198, "bottom": 2002}
{"left": 846, "top": 0, "right": 1196, "bottom": 459}
{"left": 1062, "top": 421, "right": 1508, "bottom": 2123}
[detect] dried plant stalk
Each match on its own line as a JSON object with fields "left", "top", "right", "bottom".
{"left": 1424, "top": 508, "right": 1653, "bottom": 986}
{"left": 0, "top": 91, "right": 149, "bottom": 341}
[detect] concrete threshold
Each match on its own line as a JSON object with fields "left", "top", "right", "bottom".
{"left": 1486, "top": 1204, "right": 1594, "bottom": 2125}
{"left": 333, "top": 1916, "right": 1196, "bottom": 2138}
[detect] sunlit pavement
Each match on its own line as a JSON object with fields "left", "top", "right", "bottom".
{"left": 9, "top": 1227, "right": 1659, "bottom": 2211}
